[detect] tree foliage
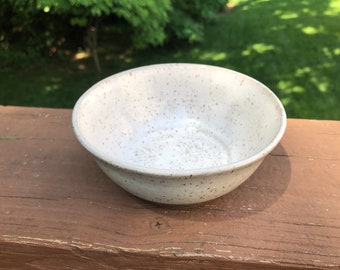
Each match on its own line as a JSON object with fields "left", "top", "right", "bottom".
{"left": 0, "top": 0, "right": 227, "bottom": 72}
{"left": 169, "top": 0, "right": 226, "bottom": 42}
{"left": 1, "top": 1, "right": 63, "bottom": 66}
{"left": 38, "top": 0, "right": 172, "bottom": 48}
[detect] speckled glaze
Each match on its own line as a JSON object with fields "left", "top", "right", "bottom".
{"left": 72, "top": 64, "right": 286, "bottom": 205}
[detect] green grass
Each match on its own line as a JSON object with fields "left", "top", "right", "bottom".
{"left": 1, "top": 0, "right": 339, "bottom": 119}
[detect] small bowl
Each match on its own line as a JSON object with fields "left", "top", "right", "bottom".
{"left": 72, "top": 64, "right": 286, "bottom": 205}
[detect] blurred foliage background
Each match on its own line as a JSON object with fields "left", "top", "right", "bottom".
{"left": 0, "top": 0, "right": 339, "bottom": 120}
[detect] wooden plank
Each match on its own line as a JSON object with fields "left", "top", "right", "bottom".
{"left": 0, "top": 106, "right": 339, "bottom": 269}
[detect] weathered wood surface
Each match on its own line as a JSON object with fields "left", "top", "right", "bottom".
{"left": 0, "top": 106, "right": 339, "bottom": 269}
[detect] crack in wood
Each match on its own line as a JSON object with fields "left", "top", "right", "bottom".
{"left": 269, "top": 153, "right": 339, "bottom": 161}
{"left": 0, "top": 136, "right": 23, "bottom": 140}
{"left": 0, "top": 195, "right": 58, "bottom": 201}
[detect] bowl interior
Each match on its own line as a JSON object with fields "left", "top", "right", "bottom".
{"left": 73, "top": 64, "right": 286, "bottom": 173}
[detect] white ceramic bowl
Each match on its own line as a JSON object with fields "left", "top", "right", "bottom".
{"left": 72, "top": 64, "right": 286, "bottom": 205}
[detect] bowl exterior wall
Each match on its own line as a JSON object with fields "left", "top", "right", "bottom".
{"left": 95, "top": 158, "right": 263, "bottom": 205}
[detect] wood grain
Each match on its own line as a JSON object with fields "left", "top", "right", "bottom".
{"left": 0, "top": 106, "right": 339, "bottom": 269}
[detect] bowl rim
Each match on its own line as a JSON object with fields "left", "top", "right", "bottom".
{"left": 72, "top": 63, "right": 287, "bottom": 177}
